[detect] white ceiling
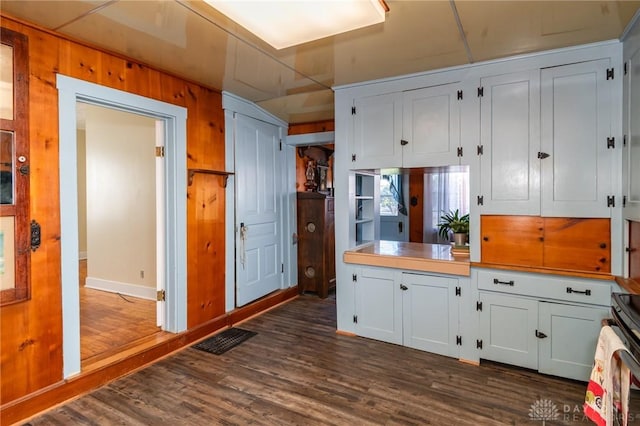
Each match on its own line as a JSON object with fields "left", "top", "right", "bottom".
{"left": 2, "top": 0, "right": 639, "bottom": 124}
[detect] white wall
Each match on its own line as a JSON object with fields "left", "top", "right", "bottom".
{"left": 76, "top": 129, "right": 87, "bottom": 258}
{"left": 84, "top": 105, "right": 157, "bottom": 292}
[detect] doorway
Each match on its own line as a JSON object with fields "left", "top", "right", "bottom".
{"left": 57, "top": 75, "right": 187, "bottom": 378}
{"left": 76, "top": 103, "right": 162, "bottom": 364}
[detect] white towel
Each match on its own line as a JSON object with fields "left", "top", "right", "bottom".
{"left": 584, "top": 326, "right": 632, "bottom": 426}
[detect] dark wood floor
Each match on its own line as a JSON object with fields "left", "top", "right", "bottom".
{"left": 24, "top": 294, "right": 640, "bottom": 425}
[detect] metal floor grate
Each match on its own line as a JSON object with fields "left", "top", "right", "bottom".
{"left": 192, "top": 328, "right": 257, "bottom": 355}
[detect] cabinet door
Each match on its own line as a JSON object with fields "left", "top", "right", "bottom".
{"left": 354, "top": 267, "right": 402, "bottom": 345}
{"left": 351, "top": 92, "right": 402, "bottom": 169}
{"left": 402, "top": 273, "right": 459, "bottom": 357}
{"left": 479, "top": 292, "right": 538, "bottom": 370}
{"left": 402, "top": 83, "right": 461, "bottom": 167}
{"left": 538, "top": 302, "right": 608, "bottom": 382}
{"left": 624, "top": 48, "right": 640, "bottom": 221}
{"left": 479, "top": 70, "right": 540, "bottom": 215}
{"left": 541, "top": 59, "right": 613, "bottom": 217}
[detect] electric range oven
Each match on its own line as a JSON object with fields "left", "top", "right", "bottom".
{"left": 609, "top": 293, "right": 640, "bottom": 375}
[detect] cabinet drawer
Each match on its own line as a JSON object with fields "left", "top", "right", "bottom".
{"left": 477, "top": 269, "right": 611, "bottom": 306}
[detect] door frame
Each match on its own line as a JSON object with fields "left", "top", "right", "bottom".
{"left": 222, "top": 92, "right": 295, "bottom": 311}
{"left": 57, "top": 75, "right": 187, "bottom": 378}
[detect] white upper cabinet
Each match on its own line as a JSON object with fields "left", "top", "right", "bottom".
{"left": 623, "top": 44, "right": 640, "bottom": 221}
{"left": 352, "top": 92, "right": 403, "bottom": 169}
{"left": 540, "top": 59, "right": 614, "bottom": 218}
{"left": 350, "top": 83, "right": 462, "bottom": 170}
{"left": 401, "top": 83, "right": 462, "bottom": 168}
{"left": 479, "top": 70, "right": 541, "bottom": 215}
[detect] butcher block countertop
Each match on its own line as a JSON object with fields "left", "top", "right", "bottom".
{"left": 343, "top": 241, "right": 470, "bottom": 276}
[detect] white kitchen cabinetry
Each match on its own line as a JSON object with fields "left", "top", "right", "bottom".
{"left": 478, "top": 59, "right": 615, "bottom": 218}
{"left": 478, "top": 70, "right": 541, "bottom": 215}
{"left": 402, "top": 272, "right": 460, "bottom": 357}
{"left": 352, "top": 266, "right": 463, "bottom": 358}
{"left": 353, "top": 266, "right": 402, "bottom": 345}
{"left": 352, "top": 92, "right": 403, "bottom": 169}
{"left": 623, "top": 43, "right": 640, "bottom": 221}
{"left": 540, "top": 59, "right": 614, "bottom": 218}
{"left": 476, "top": 268, "right": 611, "bottom": 381}
{"left": 350, "top": 82, "right": 462, "bottom": 170}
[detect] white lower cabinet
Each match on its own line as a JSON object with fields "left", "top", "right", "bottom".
{"left": 352, "top": 266, "right": 463, "bottom": 358}
{"left": 476, "top": 268, "right": 611, "bottom": 381}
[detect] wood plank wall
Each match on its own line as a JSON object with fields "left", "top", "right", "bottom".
{"left": 0, "top": 15, "right": 226, "bottom": 405}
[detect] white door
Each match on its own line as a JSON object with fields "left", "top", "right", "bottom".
{"left": 479, "top": 70, "right": 541, "bottom": 215}
{"left": 402, "top": 273, "right": 459, "bottom": 357}
{"left": 402, "top": 83, "right": 461, "bottom": 168}
{"left": 235, "top": 114, "right": 282, "bottom": 306}
{"left": 540, "top": 59, "right": 613, "bottom": 218}
{"left": 351, "top": 92, "right": 403, "bottom": 169}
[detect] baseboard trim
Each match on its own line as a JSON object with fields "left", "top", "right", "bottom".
{"left": 85, "top": 277, "right": 156, "bottom": 301}
{"left": 0, "top": 287, "right": 299, "bottom": 425}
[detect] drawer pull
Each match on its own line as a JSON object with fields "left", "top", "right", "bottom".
{"left": 493, "top": 278, "right": 514, "bottom": 286}
{"left": 566, "top": 287, "right": 591, "bottom": 296}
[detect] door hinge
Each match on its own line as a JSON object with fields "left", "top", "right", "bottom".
{"left": 353, "top": 315, "right": 358, "bottom": 323}
{"left": 476, "top": 339, "right": 483, "bottom": 349}
{"left": 607, "top": 137, "right": 615, "bottom": 149}
{"left": 625, "top": 62, "right": 628, "bottom": 75}
{"left": 607, "top": 195, "right": 615, "bottom": 208}
{"left": 457, "top": 90, "right": 463, "bottom": 100}
{"left": 476, "top": 301, "right": 483, "bottom": 311}
{"left": 352, "top": 273, "right": 357, "bottom": 282}
{"left": 400, "top": 283, "right": 408, "bottom": 291}
{"left": 155, "top": 146, "right": 165, "bottom": 157}
{"left": 456, "top": 335, "right": 462, "bottom": 346}
{"left": 351, "top": 106, "right": 356, "bottom": 115}
{"left": 279, "top": 140, "right": 282, "bottom": 151}
{"left": 623, "top": 195, "right": 627, "bottom": 208}
{"left": 606, "top": 67, "right": 614, "bottom": 80}
{"left": 351, "top": 154, "right": 356, "bottom": 162}
{"left": 455, "top": 286, "right": 461, "bottom": 296}
{"left": 156, "top": 289, "right": 166, "bottom": 301}
{"left": 477, "top": 86, "right": 484, "bottom": 97}
{"left": 30, "top": 219, "right": 41, "bottom": 252}
{"left": 400, "top": 139, "right": 409, "bottom": 146}
{"left": 477, "top": 145, "right": 484, "bottom": 156}
{"left": 624, "top": 135, "right": 628, "bottom": 147}
{"left": 457, "top": 147, "right": 463, "bottom": 157}
{"left": 537, "top": 152, "right": 550, "bottom": 159}
{"left": 281, "top": 263, "right": 284, "bottom": 273}
{"left": 477, "top": 195, "right": 484, "bottom": 206}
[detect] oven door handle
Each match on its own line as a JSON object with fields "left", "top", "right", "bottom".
{"left": 602, "top": 319, "right": 640, "bottom": 381}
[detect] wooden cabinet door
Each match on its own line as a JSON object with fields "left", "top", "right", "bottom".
{"left": 479, "top": 70, "right": 540, "bottom": 215}
{"left": 402, "top": 83, "right": 461, "bottom": 168}
{"left": 351, "top": 92, "right": 403, "bottom": 169}
{"left": 402, "top": 273, "right": 459, "bottom": 357}
{"left": 541, "top": 59, "right": 613, "bottom": 217}
{"left": 354, "top": 267, "right": 403, "bottom": 345}
{"left": 479, "top": 292, "right": 539, "bottom": 370}
{"left": 538, "top": 302, "right": 608, "bottom": 381}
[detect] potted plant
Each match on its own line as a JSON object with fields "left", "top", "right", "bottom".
{"left": 437, "top": 209, "right": 469, "bottom": 246}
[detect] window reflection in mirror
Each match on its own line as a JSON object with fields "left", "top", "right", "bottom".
{"left": 380, "top": 166, "right": 469, "bottom": 244}
{"left": 1, "top": 130, "right": 14, "bottom": 204}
